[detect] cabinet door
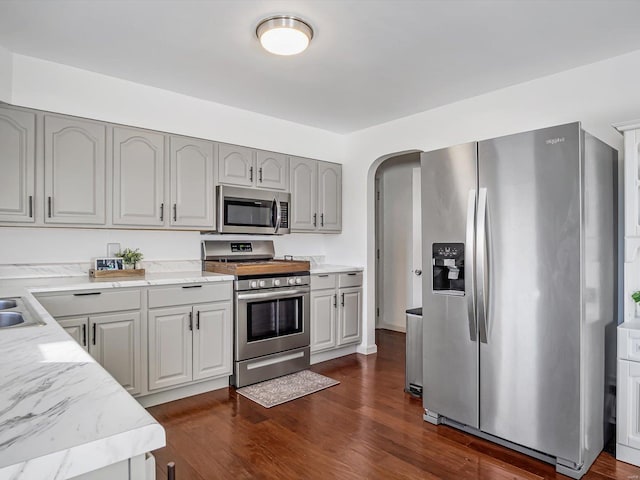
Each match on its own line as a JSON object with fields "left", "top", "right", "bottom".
{"left": 113, "top": 126, "right": 165, "bottom": 226}
{"left": 193, "top": 302, "right": 232, "bottom": 381}
{"left": 310, "top": 289, "right": 337, "bottom": 353}
{"left": 290, "top": 157, "right": 317, "bottom": 231}
{"left": 256, "top": 151, "right": 288, "bottom": 191}
{"left": 318, "top": 161, "right": 342, "bottom": 232}
{"left": 58, "top": 317, "right": 89, "bottom": 351}
{"left": 44, "top": 114, "right": 106, "bottom": 224}
{"left": 619, "top": 359, "right": 640, "bottom": 449}
{"left": 0, "top": 107, "right": 35, "bottom": 223}
{"left": 170, "top": 136, "right": 215, "bottom": 228}
{"left": 90, "top": 312, "right": 141, "bottom": 396}
{"left": 338, "top": 287, "right": 362, "bottom": 346}
{"left": 218, "top": 144, "right": 255, "bottom": 187}
{"left": 148, "top": 307, "right": 193, "bottom": 390}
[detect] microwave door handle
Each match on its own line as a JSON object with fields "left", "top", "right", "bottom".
{"left": 274, "top": 197, "right": 282, "bottom": 234}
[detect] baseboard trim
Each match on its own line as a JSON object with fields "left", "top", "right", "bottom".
{"left": 137, "top": 377, "right": 229, "bottom": 408}
{"left": 311, "top": 345, "right": 358, "bottom": 364}
{"left": 357, "top": 343, "right": 378, "bottom": 355}
{"left": 376, "top": 322, "right": 406, "bottom": 333}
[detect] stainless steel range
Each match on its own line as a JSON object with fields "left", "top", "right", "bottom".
{"left": 201, "top": 240, "right": 310, "bottom": 387}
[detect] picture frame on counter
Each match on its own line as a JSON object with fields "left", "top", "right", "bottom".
{"left": 94, "top": 257, "right": 124, "bottom": 271}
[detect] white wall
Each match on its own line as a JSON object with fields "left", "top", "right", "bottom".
{"left": 0, "top": 54, "right": 346, "bottom": 266}
{"left": 339, "top": 49, "right": 640, "bottom": 354}
{"left": 0, "top": 46, "right": 12, "bottom": 102}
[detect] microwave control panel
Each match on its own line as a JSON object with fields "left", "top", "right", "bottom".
{"left": 280, "top": 202, "right": 289, "bottom": 228}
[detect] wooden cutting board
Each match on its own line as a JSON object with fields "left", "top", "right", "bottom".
{"left": 203, "top": 260, "right": 310, "bottom": 276}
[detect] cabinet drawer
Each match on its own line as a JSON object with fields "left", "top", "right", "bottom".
{"left": 619, "top": 327, "right": 640, "bottom": 362}
{"left": 338, "top": 272, "right": 363, "bottom": 288}
{"left": 148, "top": 282, "right": 232, "bottom": 309}
{"left": 311, "top": 273, "right": 337, "bottom": 290}
{"left": 36, "top": 289, "right": 141, "bottom": 317}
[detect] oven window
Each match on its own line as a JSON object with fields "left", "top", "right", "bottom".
{"left": 224, "top": 197, "right": 274, "bottom": 227}
{"left": 247, "top": 297, "right": 303, "bottom": 342}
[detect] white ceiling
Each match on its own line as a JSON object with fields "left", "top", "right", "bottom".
{"left": 1, "top": 0, "right": 640, "bottom": 133}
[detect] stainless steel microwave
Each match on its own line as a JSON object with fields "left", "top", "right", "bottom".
{"left": 216, "top": 185, "right": 290, "bottom": 235}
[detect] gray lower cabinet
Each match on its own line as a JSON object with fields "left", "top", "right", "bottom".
{"left": 310, "top": 272, "right": 362, "bottom": 353}
{"left": 290, "top": 157, "right": 342, "bottom": 233}
{"left": 113, "top": 126, "right": 165, "bottom": 226}
{"left": 169, "top": 135, "right": 215, "bottom": 228}
{"left": 148, "top": 302, "right": 232, "bottom": 391}
{"left": 58, "top": 312, "right": 142, "bottom": 396}
{"left": 0, "top": 106, "right": 36, "bottom": 223}
{"left": 44, "top": 113, "right": 106, "bottom": 224}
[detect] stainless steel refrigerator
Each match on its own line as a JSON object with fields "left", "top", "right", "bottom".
{"left": 421, "top": 122, "right": 616, "bottom": 479}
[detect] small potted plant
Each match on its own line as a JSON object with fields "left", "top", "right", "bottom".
{"left": 116, "top": 248, "right": 144, "bottom": 270}
{"left": 633, "top": 291, "right": 640, "bottom": 304}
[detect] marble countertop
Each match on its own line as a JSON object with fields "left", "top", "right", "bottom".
{"left": 310, "top": 264, "right": 364, "bottom": 274}
{"left": 0, "top": 270, "right": 233, "bottom": 479}
{"left": 619, "top": 320, "right": 640, "bottom": 331}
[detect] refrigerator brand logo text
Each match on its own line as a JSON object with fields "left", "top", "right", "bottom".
{"left": 545, "top": 137, "right": 565, "bottom": 145}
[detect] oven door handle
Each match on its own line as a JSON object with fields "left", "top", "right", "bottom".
{"left": 237, "top": 289, "right": 309, "bottom": 301}
{"left": 273, "top": 197, "right": 282, "bottom": 234}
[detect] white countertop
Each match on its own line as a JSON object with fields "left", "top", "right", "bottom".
{"left": 310, "top": 264, "right": 364, "bottom": 274}
{"left": 619, "top": 320, "right": 640, "bottom": 331}
{"left": 0, "top": 271, "right": 233, "bottom": 479}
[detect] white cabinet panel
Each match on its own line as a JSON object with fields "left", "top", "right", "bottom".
{"left": 318, "top": 161, "right": 342, "bottom": 232}
{"left": 91, "top": 312, "right": 141, "bottom": 396}
{"left": 193, "top": 303, "right": 232, "bottom": 381}
{"left": 148, "top": 307, "right": 193, "bottom": 390}
{"left": 290, "top": 157, "right": 317, "bottom": 231}
{"left": 310, "top": 290, "right": 336, "bottom": 353}
{"left": 44, "top": 114, "right": 106, "bottom": 224}
{"left": 113, "top": 126, "right": 165, "bottom": 226}
{"left": 338, "top": 287, "right": 362, "bottom": 346}
{"left": 619, "top": 359, "right": 640, "bottom": 449}
{"left": 256, "top": 151, "right": 288, "bottom": 191}
{"left": 58, "top": 317, "right": 89, "bottom": 351}
{"left": 170, "top": 136, "right": 215, "bottom": 228}
{"left": 218, "top": 144, "right": 254, "bottom": 187}
{"left": 0, "top": 106, "right": 35, "bottom": 222}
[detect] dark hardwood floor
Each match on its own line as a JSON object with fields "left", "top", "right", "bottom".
{"left": 148, "top": 330, "right": 639, "bottom": 479}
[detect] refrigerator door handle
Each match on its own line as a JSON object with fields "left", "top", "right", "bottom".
{"left": 477, "top": 188, "right": 489, "bottom": 344}
{"left": 465, "top": 189, "right": 477, "bottom": 341}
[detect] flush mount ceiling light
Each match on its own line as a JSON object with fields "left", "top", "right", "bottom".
{"left": 256, "top": 15, "right": 313, "bottom": 56}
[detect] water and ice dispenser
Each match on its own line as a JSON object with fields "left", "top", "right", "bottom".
{"left": 432, "top": 243, "right": 465, "bottom": 295}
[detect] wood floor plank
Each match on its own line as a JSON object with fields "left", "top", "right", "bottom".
{"left": 147, "top": 329, "right": 640, "bottom": 480}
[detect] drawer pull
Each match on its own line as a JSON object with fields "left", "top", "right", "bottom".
{"left": 82, "top": 323, "right": 87, "bottom": 346}
{"left": 92, "top": 323, "right": 96, "bottom": 345}
{"left": 182, "top": 285, "right": 203, "bottom": 289}
{"left": 347, "top": 273, "right": 357, "bottom": 276}
{"left": 73, "top": 292, "right": 102, "bottom": 296}
{"left": 318, "top": 274, "right": 329, "bottom": 278}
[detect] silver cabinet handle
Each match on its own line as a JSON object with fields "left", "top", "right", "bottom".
{"left": 259, "top": 167, "right": 263, "bottom": 183}
{"left": 249, "top": 166, "right": 253, "bottom": 182}
{"left": 477, "top": 188, "right": 489, "bottom": 344}
{"left": 47, "top": 196, "right": 52, "bottom": 218}
{"left": 160, "top": 203, "right": 164, "bottom": 221}
{"left": 28, "top": 195, "right": 33, "bottom": 218}
{"left": 465, "top": 189, "right": 477, "bottom": 342}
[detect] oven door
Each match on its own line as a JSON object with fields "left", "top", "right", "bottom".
{"left": 217, "top": 185, "right": 289, "bottom": 235}
{"left": 235, "top": 286, "right": 310, "bottom": 361}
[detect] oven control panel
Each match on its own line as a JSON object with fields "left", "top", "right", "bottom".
{"left": 236, "top": 274, "right": 310, "bottom": 292}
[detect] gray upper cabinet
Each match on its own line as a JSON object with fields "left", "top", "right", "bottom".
{"left": 170, "top": 136, "right": 215, "bottom": 228}
{"left": 44, "top": 114, "right": 106, "bottom": 224}
{"left": 290, "top": 157, "right": 342, "bottom": 233}
{"left": 0, "top": 106, "right": 35, "bottom": 223}
{"left": 290, "top": 157, "right": 317, "bottom": 231}
{"left": 256, "top": 151, "right": 288, "bottom": 190}
{"left": 217, "top": 144, "right": 254, "bottom": 187}
{"left": 318, "top": 161, "right": 342, "bottom": 232}
{"left": 113, "top": 126, "right": 165, "bottom": 226}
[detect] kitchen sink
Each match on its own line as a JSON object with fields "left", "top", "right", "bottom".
{"left": 0, "top": 312, "right": 24, "bottom": 327}
{"left": 0, "top": 299, "right": 17, "bottom": 310}
{"left": 0, "top": 297, "right": 45, "bottom": 329}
